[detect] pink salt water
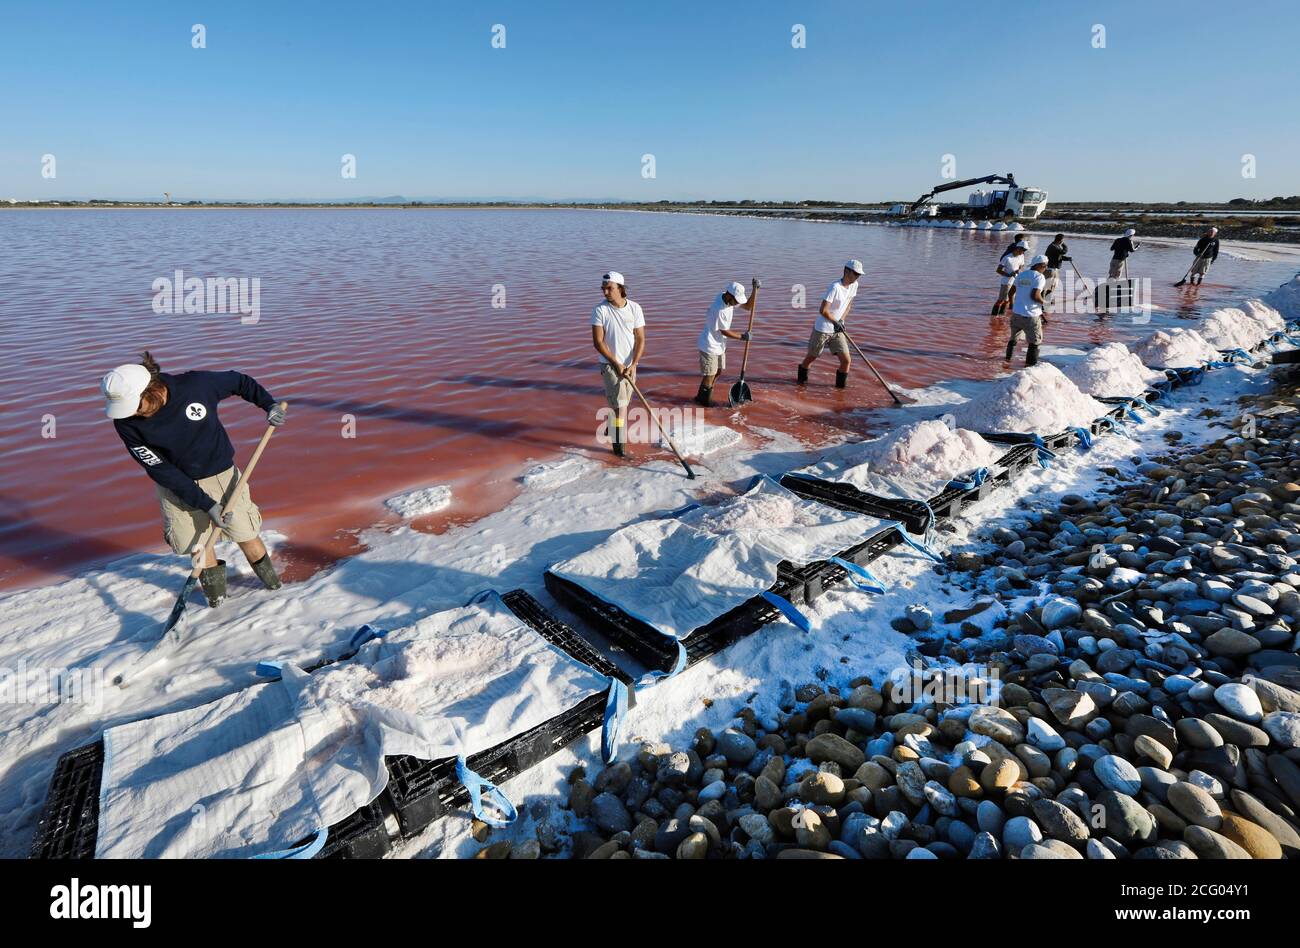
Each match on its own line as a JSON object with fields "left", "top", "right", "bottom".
{"left": 0, "top": 208, "right": 1292, "bottom": 590}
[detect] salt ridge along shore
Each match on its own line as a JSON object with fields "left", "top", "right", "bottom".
{"left": 3, "top": 276, "right": 1299, "bottom": 858}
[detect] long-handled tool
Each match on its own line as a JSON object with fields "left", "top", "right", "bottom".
{"left": 159, "top": 401, "right": 287, "bottom": 641}
{"left": 728, "top": 278, "right": 761, "bottom": 407}
{"left": 838, "top": 328, "right": 904, "bottom": 405}
{"left": 626, "top": 377, "right": 695, "bottom": 478}
{"left": 1067, "top": 258, "right": 1092, "bottom": 299}
{"left": 1174, "top": 244, "right": 1211, "bottom": 287}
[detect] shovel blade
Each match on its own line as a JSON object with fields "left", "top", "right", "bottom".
{"left": 728, "top": 379, "right": 753, "bottom": 407}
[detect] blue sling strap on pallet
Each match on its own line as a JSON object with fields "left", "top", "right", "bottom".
{"left": 760, "top": 590, "right": 812, "bottom": 632}
{"left": 455, "top": 757, "right": 518, "bottom": 827}
{"left": 827, "top": 556, "right": 886, "bottom": 593}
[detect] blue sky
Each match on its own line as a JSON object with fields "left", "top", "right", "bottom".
{"left": 1, "top": 0, "right": 1296, "bottom": 202}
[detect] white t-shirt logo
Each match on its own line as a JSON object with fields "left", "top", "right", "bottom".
{"left": 186, "top": 403, "right": 207, "bottom": 421}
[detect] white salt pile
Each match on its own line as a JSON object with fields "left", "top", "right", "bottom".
{"left": 520, "top": 455, "right": 598, "bottom": 491}
{"left": 1264, "top": 275, "right": 1300, "bottom": 321}
{"left": 1059, "top": 343, "right": 1162, "bottom": 397}
{"left": 384, "top": 485, "right": 452, "bottom": 518}
{"left": 848, "top": 419, "right": 1002, "bottom": 482}
{"left": 1198, "top": 307, "right": 1267, "bottom": 350}
{"left": 1241, "top": 298, "right": 1285, "bottom": 334}
{"left": 1132, "top": 328, "right": 1221, "bottom": 369}
{"left": 952, "top": 363, "right": 1107, "bottom": 434}
{"left": 658, "top": 420, "right": 743, "bottom": 456}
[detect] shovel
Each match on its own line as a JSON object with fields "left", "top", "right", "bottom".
{"left": 728, "top": 278, "right": 761, "bottom": 407}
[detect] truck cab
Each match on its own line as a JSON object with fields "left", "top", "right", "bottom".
{"left": 1006, "top": 187, "right": 1048, "bottom": 220}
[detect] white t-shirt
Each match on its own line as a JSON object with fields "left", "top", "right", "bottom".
{"left": 998, "top": 253, "right": 1024, "bottom": 285}
{"left": 591, "top": 299, "right": 645, "bottom": 365}
{"left": 1012, "top": 270, "right": 1046, "bottom": 318}
{"left": 815, "top": 280, "right": 857, "bottom": 334}
{"left": 697, "top": 294, "right": 736, "bottom": 356}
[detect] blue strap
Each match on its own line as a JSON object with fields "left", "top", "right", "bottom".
{"left": 1133, "top": 398, "right": 1159, "bottom": 416}
{"left": 1070, "top": 426, "right": 1095, "bottom": 449}
{"left": 455, "top": 757, "right": 518, "bottom": 827}
{"left": 878, "top": 523, "right": 945, "bottom": 563}
{"left": 760, "top": 590, "right": 812, "bottom": 632}
{"left": 1027, "top": 435, "right": 1056, "bottom": 468}
{"left": 634, "top": 640, "right": 688, "bottom": 688}
{"left": 601, "top": 678, "right": 628, "bottom": 764}
{"left": 951, "top": 467, "right": 990, "bottom": 491}
{"left": 349, "top": 623, "right": 388, "bottom": 650}
{"left": 1149, "top": 378, "right": 1172, "bottom": 398}
{"left": 828, "top": 556, "right": 886, "bottom": 593}
{"left": 253, "top": 827, "right": 329, "bottom": 860}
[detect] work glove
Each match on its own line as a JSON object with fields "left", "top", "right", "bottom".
{"left": 267, "top": 403, "right": 288, "bottom": 427}
{"left": 208, "top": 504, "right": 234, "bottom": 530}
{"left": 832, "top": 321, "right": 845, "bottom": 334}
{"left": 740, "top": 331, "right": 752, "bottom": 342}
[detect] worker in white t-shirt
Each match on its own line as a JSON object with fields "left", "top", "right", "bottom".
{"left": 1006, "top": 254, "right": 1050, "bottom": 366}
{"left": 695, "top": 279, "right": 757, "bottom": 406}
{"left": 590, "top": 270, "right": 646, "bottom": 456}
{"left": 991, "top": 241, "right": 1027, "bottom": 315}
{"left": 798, "top": 259, "right": 864, "bottom": 389}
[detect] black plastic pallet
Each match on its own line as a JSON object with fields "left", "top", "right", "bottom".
{"left": 795, "top": 526, "right": 907, "bottom": 602}
{"left": 925, "top": 442, "right": 1042, "bottom": 521}
{"left": 30, "top": 589, "right": 620, "bottom": 860}
{"left": 545, "top": 562, "right": 809, "bottom": 676}
{"left": 980, "top": 428, "right": 1080, "bottom": 452}
{"left": 384, "top": 688, "right": 610, "bottom": 838}
{"left": 779, "top": 472, "right": 932, "bottom": 534}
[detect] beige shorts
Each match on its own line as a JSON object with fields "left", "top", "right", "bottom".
{"left": 996, "top": 281, "right": 1016, "bottom": 303}
{"left": 157, "top": 466, "right": 262, "bottom": 554}
{"left": 1108, "top": 259, "right": 1126, "bottom": 279}
{"left": 698, "top": 350, "right": 726, "bottom": 376}
{"left": 1008, "top": 314, "right": 1044, "bottom": 346}
{"left": 806, "top": 330, "right": 850, "bottom": 359}
{"left": 600, "top": 363, "right": 635, "bottom": 411}
{"left": 1190, "top": 255, "right": 1212, "bottom": 276}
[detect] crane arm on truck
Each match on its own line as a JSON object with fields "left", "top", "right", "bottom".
{"left": 909, "top": 173, "right": 1017, "bottom": 214}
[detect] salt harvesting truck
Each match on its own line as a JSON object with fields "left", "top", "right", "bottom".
{"left": 888, "top": 173, "right": 1048, "bottom": 222}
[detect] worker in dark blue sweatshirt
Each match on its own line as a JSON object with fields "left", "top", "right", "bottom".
{"left": 1189, "top": 226, "right": 1220, "bottom": 284}
{"left": 101, "top": 352, "right": 286, "bottom": 606}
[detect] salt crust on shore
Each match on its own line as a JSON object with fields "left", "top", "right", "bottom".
{"left": 952, "top": 364, "right": 1107, "bottom": 434}
{"left": 384, "top": 485, "right": 452, "bottom": 518}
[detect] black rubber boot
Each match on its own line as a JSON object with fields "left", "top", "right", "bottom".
{"left": 991, "top": 302, "right": 1002, "bottom": 316}
{"left": 1005, "top": 340, "right": 1015, "bottom": 361}
{"left": 797, "top": 365, "right": 809, "bottom": 385}
{"left": 1026, "top": 344, "right": 1040, "bottom": 367}
{"left": 199, "top": 559, "right": 228, "bottom": 607}
{"left": 835, "top": 370, "right": 848, "bottom": 389}
{"left": 612, "top": 422, "right": 625, "bottom": 456}
{"left": 695, "top": 383, "right": 712, "bottom": 407}
{"left": 250, "top": 554, "right": 282, "bottom": 590}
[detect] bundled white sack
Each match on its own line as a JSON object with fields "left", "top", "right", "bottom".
{"left": 1059, "top": 343, "right": 1164, "bottom": 398}
{"left": 1132, "top": 328, "right": 1222, "bottom": 369}
{"left": 1263, "top": 275, "right": 1300, "bottom": 322}
{"left": 96, "top": 593, "right": 611, "bottom": 858}
{"left": 1198, "top": 307, "right": 1268, "bottom": 351}
{"left": 797, "top": 419, "right": 1004, "bottom": 501}
{"left": 951, "top": 364, "right": 1107, "bottom": 435}
{"left": 549, "top": 477, "right": 886, "bottom": 642}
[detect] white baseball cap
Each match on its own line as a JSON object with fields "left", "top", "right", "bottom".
{"left": 1012, "top": 241, "right": 1027, "bottom": 250}
{"left": 601, "top": 270, "right": 625, "bottom": 287}
{"left": 1209, "top": 226, "right": 1219, "bottom": 234}
{"left": 844, "top": 259, "right": 865, "bottom": 275}
{"left": 725, "top": 281, "right": 748, "bottom": 305}
{"left": 101, "top": 363, "right": 152, "bottom": 419}
{"left": 1029, "top": 254, "right": 1049, "bottom": 267}
{"left": 1124, "top": 228, "right": 1136, "bottom": 237}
